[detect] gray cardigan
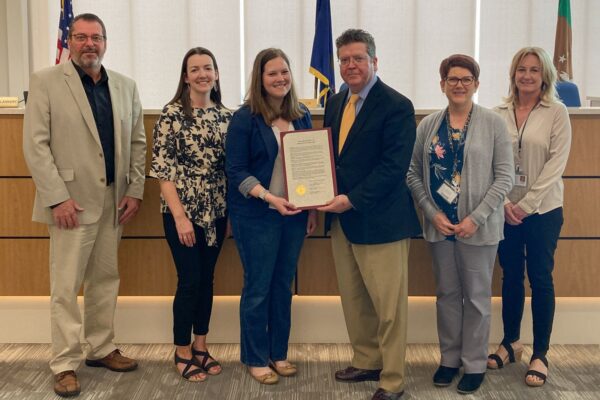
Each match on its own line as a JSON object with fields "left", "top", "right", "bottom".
{"left": 406, "top": 104, "right": 514, "bottom": 245}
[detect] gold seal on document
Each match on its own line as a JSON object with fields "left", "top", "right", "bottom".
{"left": 295, "top": 184, "right": 306, "bottom": 196}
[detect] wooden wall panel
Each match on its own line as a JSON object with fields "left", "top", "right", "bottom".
{"left": 2, "top": 112, "right": 599, "bottom": 298}
{"left": 0, "top": 116, "right": 28, "bottom": 176}
{"left": 296, "top": 239, "right": 336, "bottom": 294}
{"left": 2, "top": 237, "right": 600, "bottom": 297}
{"left": 0, "top": 239, "right": 50, "bottom": 295}
{"left": 562, "top": 179, "right": 600, "bottom": 237}
{"left": 117, "top": 239, "right": 176, "bottom": 295}
{"left": 121, "top": 179, "right": 164, "bottom": 237}
{"left": 118, "top": 238, "right": 244, "bottom": 296}
{"left": 0, "top": 178, "right": 165, "bottom": 238}
{"left": 5, "top": 177, "right": 591, "bottom": 239}
{"left": 0, "top": 237, "right": 244, "bottom": 296}
{"left": 142, "top": 115, "right": 158, "bottom": 175}
{"left": 212, "top": 239, "right": 244, "bottom": 295}
{"left": 295, "top": 238, "right": 600, "bottom": 297}
{"left": 564, "top": 116, "right": 600, "bottom": 176}
{"left": 553, "top": 240, "right": 600, "bottom": 296}
{"left": 0, "top": 178, "right": 46, "bottom": 236}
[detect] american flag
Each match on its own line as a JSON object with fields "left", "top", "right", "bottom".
{"left": 55, "top": 0, "right": 74, "bottom": 64}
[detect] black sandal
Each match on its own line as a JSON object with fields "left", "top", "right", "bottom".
{"left": 192, "top": 348, "right": 222, "bottom": 375}
{"left": 174, "top": 351, "right": 206, "bottom": 381}
{"left": 487, "top": 340, "right": 523, "bottom": 369}
{"left": 525, "top": 355, "right": 548, "bottom": 387}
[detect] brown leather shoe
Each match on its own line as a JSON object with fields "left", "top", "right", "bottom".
{"left": 54, "top": 370, "right": 80, "bottom": 397}
{"left": 372, "top": 388, "right": 404, "bottom": 400}
{"left": 85, "top": 349, "right": 138, "bottom": 372}
{"left": 335, "top": 366, "right": 382, "bottom": 382}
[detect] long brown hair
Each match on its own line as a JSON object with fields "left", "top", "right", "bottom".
{"left": 245, "top": 48, "right": 304, "bottom": 125}
{"left": 168, "top": 47, "right": 224, "bottom": 118}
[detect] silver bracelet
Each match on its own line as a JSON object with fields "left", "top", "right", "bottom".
{"left": 258, "top": 188, "right": 270, "bottom": 202}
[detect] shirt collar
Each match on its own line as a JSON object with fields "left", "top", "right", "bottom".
{"left": 499, "top": 97, "right": 553, "bottom": 110}
{"left": 346, "top": 74, "right": 378, "bottom": 103}
{"left": 72, "top": 61, "right": 108, "bottom": 84}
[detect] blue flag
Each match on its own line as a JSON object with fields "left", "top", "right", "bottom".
{"left": 309, "top": 0, "right": 335, "bottom": 106}
{"left": 56, "top": 0, "right": 74, "bottom": 64}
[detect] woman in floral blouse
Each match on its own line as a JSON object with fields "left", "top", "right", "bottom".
{"left": 407, "top": 54, "right": 514, "bottom": 394}
{"left": 150, "top": 47, "right": 231, "bottom": 382}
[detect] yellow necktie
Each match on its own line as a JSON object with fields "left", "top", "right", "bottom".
{"left": 338, "top": 94, "right": 359, "bottom": 154}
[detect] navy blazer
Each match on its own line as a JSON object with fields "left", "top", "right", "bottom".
{"left": 226, "top": 104, "right": 312, "bottom": 217}
{"left": 324, "top": 78, "right": 421, "bottom": 244}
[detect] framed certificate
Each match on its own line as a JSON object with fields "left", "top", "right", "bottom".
{"left": 280, "top": 128, "right": 338, "bottom": 209}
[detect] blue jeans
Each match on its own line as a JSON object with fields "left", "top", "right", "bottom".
{"left": 498, "top": 207, "right": 563, "bottom": 358}
{"left": 230, "top": 210, "right": 308, "bottom": 367}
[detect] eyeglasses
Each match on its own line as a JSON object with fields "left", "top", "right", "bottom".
{"left": 70, "top": 34, "right": 106, "bottom": 44}
{"left": 338, "top": 55, "right": 369, "bottom": 66}
{"left": 445, "top": 76, "right": 475, "bottom": 86}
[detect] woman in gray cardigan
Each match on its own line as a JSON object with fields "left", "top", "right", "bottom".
{"left": 407, "top": 55, "right": 514, "bottom": 394}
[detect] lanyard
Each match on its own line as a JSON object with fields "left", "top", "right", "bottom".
{"left": 444, "top": 107, "right": 472, "bottom": 185}
{"left": 513, "top": 101, "right": 540, "bottom": 155}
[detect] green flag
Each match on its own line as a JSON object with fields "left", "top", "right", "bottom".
{"left": 553, "top": 0, "right": 572, "bottom": 81}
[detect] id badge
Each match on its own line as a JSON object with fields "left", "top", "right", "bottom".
{"left": 515, "top": 174, "right": 528, "bottom": 187}
{"left": 514, "top": 164, "right": 527, "bottom": 187}
{"left": 436, "top": 181, "right": 458, "bottom": 204}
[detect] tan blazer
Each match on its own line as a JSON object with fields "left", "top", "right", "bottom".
{"left": 23, "top": 61, "right": 146, "bottom": 225}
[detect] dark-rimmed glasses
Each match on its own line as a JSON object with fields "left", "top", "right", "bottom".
{"left": 70, "top": 34, "right": 106, "bottom": 44}
{"left": 445, "top": 76, "right": 475, "bottom": 86}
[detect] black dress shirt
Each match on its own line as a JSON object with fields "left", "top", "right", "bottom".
{"left": 73, "top": 61, "right": 115, "bottom": 185}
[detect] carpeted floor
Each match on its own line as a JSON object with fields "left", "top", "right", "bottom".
{"left": 0, "top": 343, "right": 598, "bottom": 399}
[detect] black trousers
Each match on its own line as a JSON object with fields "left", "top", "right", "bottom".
{"left": 163, "top": 213, "right": 227, "bottom": 346}
{"left": 497, "top": 207, "right": 563, "bottom": 358}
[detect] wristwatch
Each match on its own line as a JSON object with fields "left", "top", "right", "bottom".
{"left": 258, "top": 188, "right": 270, "bottom": 202}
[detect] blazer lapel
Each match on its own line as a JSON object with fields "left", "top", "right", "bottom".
{"left": 63, "top": 62, "right": 102, "bottom": 148}
{"left": 257, "top": 115, "right": 278, "bottom": 163}
{"left": 339, "top": 80, "right": 383, "bottom": 157}
{"left": 108, "top": 73, "right": 122, "bottom": 164}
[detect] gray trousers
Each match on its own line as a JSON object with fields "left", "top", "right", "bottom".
{"left": 430, "top": 240, "right": 497, "bottom": 373}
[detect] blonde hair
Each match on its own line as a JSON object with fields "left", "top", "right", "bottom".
{"left": 245, "top": 48, "right": 304, "bottom": 125}
{"left": 504, "top": 47, "right": 559, "bottom": 105}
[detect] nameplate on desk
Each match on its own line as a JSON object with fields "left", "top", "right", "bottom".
{"left": 0, "top": 97, "right": 19, "bottom": 108}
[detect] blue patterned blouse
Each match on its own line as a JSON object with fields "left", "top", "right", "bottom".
{"left": 429, "top": 115, "right": 468, "bottom": 238}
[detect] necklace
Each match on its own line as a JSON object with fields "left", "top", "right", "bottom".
{"left": 444, "top": 106, "right": 473, "bottom": 192}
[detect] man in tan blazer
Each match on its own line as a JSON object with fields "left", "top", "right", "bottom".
{"left": 22, "top": 13, "right": 146, "bottom": 398}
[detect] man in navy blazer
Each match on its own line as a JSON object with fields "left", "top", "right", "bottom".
{"left": 319, "top": 29, "right": 420, "bottom": 400}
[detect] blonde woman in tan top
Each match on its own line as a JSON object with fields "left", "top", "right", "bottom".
{"left": 488, "top": 47, "right": 571, "bottom": 388}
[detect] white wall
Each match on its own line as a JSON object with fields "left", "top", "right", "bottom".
{"left": 12, "top": 0, "right": 600, "bottom": 109}
{"left": 0, "top": 0, "right": 28, "bottom": 100}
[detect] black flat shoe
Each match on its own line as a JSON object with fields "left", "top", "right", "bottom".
{"left": 433, "top": 365, "right": 459, "bottom": 387}
{"left": 457, "top": 372, "right": 485, "bottom": 394}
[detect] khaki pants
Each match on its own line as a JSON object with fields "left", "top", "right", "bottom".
{"left": 331, "top": 219, "right": 410, "bottom": 393}
{"left": 48, "top": 185, "right": 122, "bottom": 374}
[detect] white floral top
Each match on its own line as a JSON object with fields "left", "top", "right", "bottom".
{"left": 150, "top": 102, "right": 232, "bottom": 246}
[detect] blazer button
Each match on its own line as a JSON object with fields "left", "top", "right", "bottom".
{"left": 100, "top": 178, "right": 105, "bottom": 183}
{"left": 99, "top": 153, "right": 104, "bottom": 158}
